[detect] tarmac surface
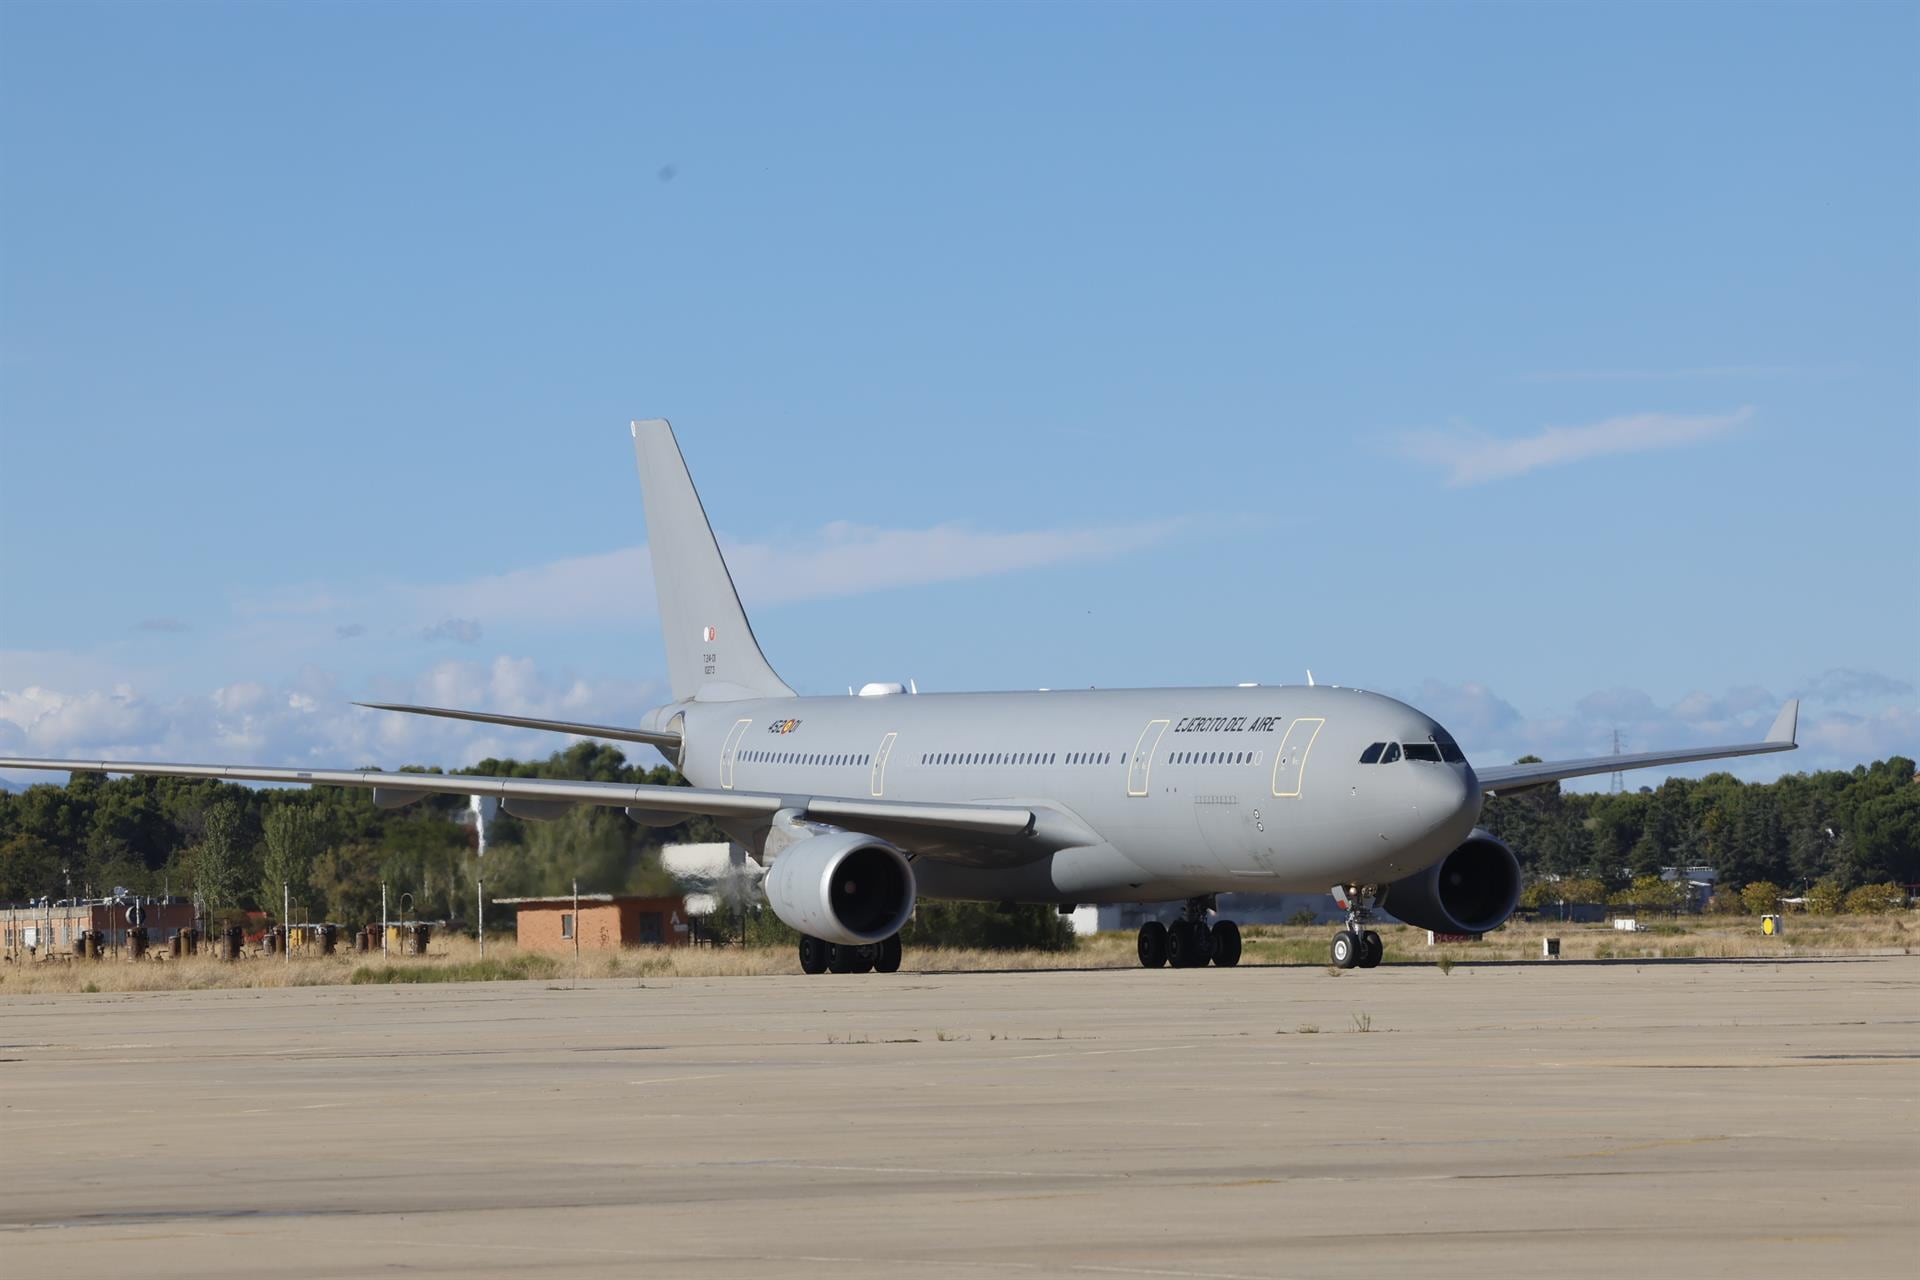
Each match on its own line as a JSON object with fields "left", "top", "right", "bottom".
{"left": 3, "top": 956, "right": 1917, "bottom": 1279}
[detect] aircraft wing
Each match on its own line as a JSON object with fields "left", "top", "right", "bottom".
{"left": 354, "top": 702, "right": 681, "bottom": 752}
{"left": 1474, "top": 700, "right": 1798, "bottom": 795}
{"left": 0, "top": 757, "right": 1092, "bottom": 862}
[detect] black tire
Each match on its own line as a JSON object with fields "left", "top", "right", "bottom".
{"left": 1359, "top": 930, "right": 1383, "bottom": 968}
{"left": 1330, "top": 931, "right": 1359, "bottom": 969}
{"left": 875, "top": 934, "right": 902, "bottom": 973}
{"left": 1211, "top": 920, "right": 1242, "bottom": 967}
{"left": 1167, "top": 920, "right": 1201, "bottom": 968}
{"left": 798, "top": 935, "right": 828, "bottom": 975}
{"left": 849, "top": 947, "right": 876, "bottom": 975}
{"left": 825, "top": 943, "right": 857, "bottom": 974}
{"left": 1137, "top": 920, "right": 1169, "bottom": 968}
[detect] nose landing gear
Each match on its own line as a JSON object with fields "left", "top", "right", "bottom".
{"left": 1330, "top": 884, "right": 1384, "bottom": 969}
{"left": 1136, "top": 898, "right": 1242, "bottom": 969}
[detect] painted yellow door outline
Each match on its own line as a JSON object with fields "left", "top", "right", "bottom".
{"left": 870, "top": 731, "right": 898, "bottom": 797}
{"left": 1269, "top": 717, "right": 1325, "bottom": 798}
{"left": 1127, "top": 719, "right": 1171, "bottom": 797}
{"left": 718, "top": 718, "right": 752, "bottom": 790}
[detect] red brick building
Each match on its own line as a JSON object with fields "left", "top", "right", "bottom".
{"left": 3, "top": 898, "right": 197, "bottom": 957}
{"left": 496, "top": 894, "right": 692, "bottom": 953}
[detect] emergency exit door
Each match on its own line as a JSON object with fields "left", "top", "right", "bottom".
{"left": 1269, "top": 717, "right": 1324, "bottom": 797}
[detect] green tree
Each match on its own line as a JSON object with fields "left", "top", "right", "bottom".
{"left": 185, "top": 799, "right": 252, "bottom": 911}
{"left": 311, "top": 842, "right": 385, "bottom": 926}
{"left": 260, "top": 803, "right": 326, "bottom": 920}
{"left": 0, "top": 834, "right": 60, "bottom": 900}
{"left": 1802, "top": 877, "right": 1845, "bottom": 915}
{"left": 1611, "top": 874, "right": 1684, "bottom": 914}
{"left": 1739, "top": 880, "right": 1783, "bottom": 916}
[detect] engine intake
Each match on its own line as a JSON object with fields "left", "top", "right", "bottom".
{"left": 762, "top": 832, "right": 915, "bottom": 946}
{"left": 1382, "top": 830, "right": 1520, "bottom": 935}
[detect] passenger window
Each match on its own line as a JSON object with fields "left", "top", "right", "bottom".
{"left": 1359, "top": 743, "right": 1384, "bottom": 764}
{"left": 1404, "top": 743, "right": 1442, "bottom": 763}
{"left": 1380, "top": 743, "right": 1401, "bottom": 763}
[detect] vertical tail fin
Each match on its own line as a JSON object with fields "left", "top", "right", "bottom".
{"left": 632, "top": 419, "right": 795, "bottom": 702}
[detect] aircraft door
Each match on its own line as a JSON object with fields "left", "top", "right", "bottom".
{"left": 870, "top": 731, "right": 898, "bottom": 797}
{"left": 1269, "top": 717, "right": 1324, "bottom": 797}
{"left": 719, "top": 718, "right": 752, "bottom": 790}
{"left": 1127, "top": 720, "right": 1170, "bottom": 797}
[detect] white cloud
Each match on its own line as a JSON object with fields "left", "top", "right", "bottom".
{"left": 0, "top": 657, "right": 669, "bottom": 784}
{"left": 1396, "top": 408, "right": 1754, "bottom": 486}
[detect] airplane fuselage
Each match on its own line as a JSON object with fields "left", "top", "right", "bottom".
{"left": 663, "top": 683, "right": 1484, "bottom": 905}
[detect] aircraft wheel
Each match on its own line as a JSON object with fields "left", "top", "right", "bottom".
{"left": 1167, "top": 920, "right": 1201, "bottom": 968}
{"left": 798, "top": 935, "right": 828, "bottom": 975}
{"left": 849, "top": 947, "right": 876, "bottom": 975}
{"left": 1136, "top": 921, "right": 1169, "bottom": 968}
{"left": 826, "top": 943, "right": 857, "bottom": 974}
{"left": 1359, "top": 930, "right": 1383, "bottom": 968}
{"left": 1211, "top": 920, "right": 1242, "bottom": 967}
{"left": 875, "top": 934, "right": 902, "bottom": 973}
{"left": 1330, "top": 931, "right": 1359, "bottom": 969}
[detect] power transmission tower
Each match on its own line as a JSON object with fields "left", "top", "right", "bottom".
{"left": 1609, "top": 728, "right": 1626, "bottom": 794}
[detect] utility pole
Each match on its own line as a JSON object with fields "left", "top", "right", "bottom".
{"left": 477, "top": 878, "right": 485, "bottom": 959}
{"left": 572, "top": 879, "right": 580, "bottom": 963}
{"left": 381, "top": 882, "right": 388, "bottom": 957}
{"left": 283, "top": 882, "right": 290, "bottom": 967}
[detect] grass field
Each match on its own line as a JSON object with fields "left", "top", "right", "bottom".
{"left": 3, "top": 912, "right": 1912, "bottom": 995}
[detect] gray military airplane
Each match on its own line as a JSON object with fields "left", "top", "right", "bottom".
{"left": 1, "top": 421, "right": 1799, "bottom": 973}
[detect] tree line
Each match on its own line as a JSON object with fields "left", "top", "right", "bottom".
{"left": 0, "top": 743, "right": 713, "bottom": 926}
{"left": 2, "top": 746, "right": 1914, "bottom": 925}
{"left": 1479, "top": 755, "right": 1919, "bottom": 909}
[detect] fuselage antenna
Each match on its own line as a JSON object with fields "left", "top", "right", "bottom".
{"left": 1306, "top": 669, "right": 1315, "bottom": 687}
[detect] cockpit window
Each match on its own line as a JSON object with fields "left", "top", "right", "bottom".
{"left": 1403, "top": 742, "right": 1442, "bottom": 763}
{"left": 1434, "top": 733, "right": 1465, "bottom": 763}
{"left": 1380, "top": 742, "right": 1401, "bottom": 763}
{"left": 1359, "top": 742, "right": 1384, "bottom": 764}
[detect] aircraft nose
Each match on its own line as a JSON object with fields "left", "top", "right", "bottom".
{"left": 1410, "top": 759, "right": 1481, "bottom": 843}
{"left": 1428, "top": 767, "right": 1482, "bottom": 844}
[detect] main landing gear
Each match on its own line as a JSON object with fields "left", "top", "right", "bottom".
{"left": 1137, "top": 897, "right": 1242, "bottom": 969}
{"left": 797, "top": 933, "right": 902, "bottom": 975}
{"left": 1329, "top": 883, "right": 1384, "bottom": 970}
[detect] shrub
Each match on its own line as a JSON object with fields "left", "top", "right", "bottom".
{"left": 1804, "top": 878, "right": 1845, "bottom": 915}
{"left": 1739, "top": 881, "right": 1784, "bottom": 916}
{"left": 1843, "top": 882, "right": 1908, "bottom": 915}
{"left": 903, "top": 902, "right": 1075, "bottom": 951}
{"left": 1611, "top": 875, "right": 1685, "bottom": 913}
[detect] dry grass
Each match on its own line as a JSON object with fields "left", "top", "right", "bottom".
{"left": 2, "top": 914, "right": 1910, "bottom": 996}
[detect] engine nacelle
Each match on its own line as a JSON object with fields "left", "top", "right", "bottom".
{"left": 762, "top": 832, "right": 915, "bottom": 946}
{"left": 1382, "top": 830, "right": 1520, "bottom": 935}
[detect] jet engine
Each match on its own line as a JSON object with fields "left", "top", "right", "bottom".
{"left": 1382, "top": 830, "right": 1520, "bottom": 935}
{"left": 762, "top": 832, "right": 915, "bottom": 946}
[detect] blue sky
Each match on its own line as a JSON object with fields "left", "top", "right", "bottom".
{"left": 2, "top": 2, "right": 1914, "bottom": 786}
